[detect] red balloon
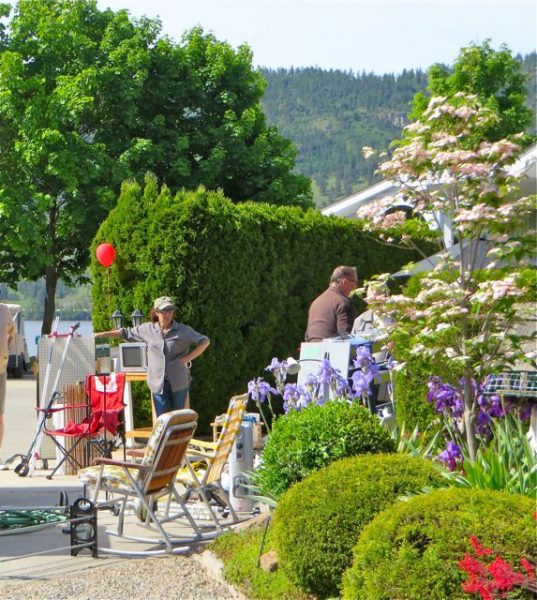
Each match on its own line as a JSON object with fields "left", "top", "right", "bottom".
{"left": 96, "top": 243, "right": 116, "bottom": 268}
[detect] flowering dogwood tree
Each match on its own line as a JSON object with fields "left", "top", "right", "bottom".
{"left": 357, "top": 93, "right": 536, "bottom": 460}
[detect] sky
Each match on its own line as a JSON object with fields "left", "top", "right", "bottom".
{"left": 95, "top": 0, "right": 537, "bottom": 74}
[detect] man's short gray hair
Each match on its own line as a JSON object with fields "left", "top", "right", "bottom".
{"left": 330, "top": 266, "right": 357, "bottom": 284}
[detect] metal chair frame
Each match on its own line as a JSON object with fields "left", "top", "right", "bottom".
{"left": 83, "top": 409, "right": 222, "bottom": 555}
{"left": 177, "top": 394, "right": 250, "bottom": 531}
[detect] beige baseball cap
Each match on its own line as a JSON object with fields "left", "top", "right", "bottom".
{"left": 153, "top": 296, "right": 175, "bottom": 311}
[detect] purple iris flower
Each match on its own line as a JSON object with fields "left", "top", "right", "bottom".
{"left": 475, "top": 409, "right": 492, "bottom": 435}
{"left": 427, "top": 378, "right": 464, "bottom": 418}
{"left": 297, "top": 386, "right": 312, "bottom": 409}
{"left": 305, "top": 373, "right": 319, "bottom": 387}
{"left": 257, "top": 380, "right": 273, "bottom": 402}
{"left": 438, "top": 441, "right": 462, "bottom": 471}
{"left": 354, "top": 345, "right": 372, "bottom": 369}
{"left": 247, "top": 378, "right": 260, "bottom": 401}
{"left": 265, "top": 357, "right": 290, "bottom": 388}
{"left": 318, "top": 359, "right": 333, "bottom": 385}
{"left": 248, "top": 377, "right": 276, "bottom": 403}
{"left": 265, "top": 357, "right": 283, "bottom": 373}
{"left": 351, "top": 371, "right": 370, "bottom": 397}
{"left": 427, "top": 376, "right": 443, "bottom": 403}
{"left": 488, "top": 395, "right": 504, "bottom": 418}
{"left": 334, "top": 376, "right": 350, "bottom": 397}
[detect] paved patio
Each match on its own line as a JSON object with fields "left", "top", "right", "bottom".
{"left": 0, "top": 374, "right": 250, "bottom": 597}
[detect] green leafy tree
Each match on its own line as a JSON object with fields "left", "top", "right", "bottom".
{"left": 410, "top": 41, "right": 534, "bottom": 142}
{"left": 0, "top": 0, "right": 311, "bottom": 333}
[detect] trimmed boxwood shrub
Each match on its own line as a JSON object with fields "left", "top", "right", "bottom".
{"left": 392, "top": 363, "right": 439, "bottom": 432}
{"left": 91, "top": 176, "right": 422, "bottom": 431}
{"left": 343, "top": 487, "right": 537, "bottom": 600}
{"left": 209, "top": 523, "right": 309, "bottom": 600}
{"left": 273, "top": 453, "right": 444, "bottom": 598}
{"left": 256, "top": 400, "right": 395, "bottom": 498}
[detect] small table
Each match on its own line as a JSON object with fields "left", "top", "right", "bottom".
{"left": 122, "top": 372, "right": 154, "bottom": 446}
{"left": 122, "top": 373, "right": 190, "bottom": 445}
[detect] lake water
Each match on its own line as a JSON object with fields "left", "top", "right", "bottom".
{"left": 25, "top": 320, "right": 93, "bottom": 357}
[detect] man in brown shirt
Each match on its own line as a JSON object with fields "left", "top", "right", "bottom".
{"left": 305, "top": 266, "right": 358, "bottom": 342}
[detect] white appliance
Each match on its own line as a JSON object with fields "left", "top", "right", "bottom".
{"left": 118, "top": 342, "right": 148, "bottom": 372}
{"left": 228, "top": 420, "right": 254, "bottom": 512}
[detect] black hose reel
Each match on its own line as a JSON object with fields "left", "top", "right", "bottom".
{"left": 70, "top": 498, "right": 98, "bottom": 557}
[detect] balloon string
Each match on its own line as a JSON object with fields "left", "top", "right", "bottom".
{"left": 106, "top": 267, "right": 111, "bottom": 326}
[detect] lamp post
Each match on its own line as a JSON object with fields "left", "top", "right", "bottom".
{"left": 131, "top": 309, "right": 143, "bottom": 327}
{"left": 111, "top": 310, "right": 124, "bottom": 330}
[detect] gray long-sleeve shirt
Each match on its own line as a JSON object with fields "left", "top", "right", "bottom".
{"left": 120, "top": 321, "right": 209, "bottom": 394}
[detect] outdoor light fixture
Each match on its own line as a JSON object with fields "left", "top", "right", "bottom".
{"left": 285, "top": 357, "right": 325, "bottom": 376}
{"left": 111, "top": 309, "right": 124, "bottom": 329}
{"left": 131, "top": 309, "right": 143, "bottom": 327}
{"left": 286, "top": 357, "right": 301, "bottom": 375}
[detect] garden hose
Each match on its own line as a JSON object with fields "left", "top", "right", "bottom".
{"left": 0, "top": 508, "right": 68, "bottom": 532}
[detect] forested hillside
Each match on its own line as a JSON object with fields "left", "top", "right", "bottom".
{"left": 261, "top": 67, "right": 428, "bottom": 206}
{"left": 260, "top": 52, "right": 536, "bottom": 207}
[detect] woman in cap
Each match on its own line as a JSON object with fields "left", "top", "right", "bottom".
{"left": 94, "top": 296, "right": 210, "bottom": 416}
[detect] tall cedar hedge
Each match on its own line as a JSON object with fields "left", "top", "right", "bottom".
{"left": 91, "top": 175, "right": 420, "bottom": 431}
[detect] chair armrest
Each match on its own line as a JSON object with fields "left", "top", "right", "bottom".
{"left": 189, "top": 438, "right": 217, "bottom": 451}
{"left": 92, "top": 457, "right": 151, "bottom": 471}
{"left": 187, "top": 448, "right": 215, "bottom": 460}
{"left": 36, "top": 403, "right": 87, "bottom": 413}
{"left": 126, "top": 449, "right": 145, "bottom": 459}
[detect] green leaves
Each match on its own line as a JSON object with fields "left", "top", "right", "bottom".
{"left": 443, "top": 414, "right": 537, "bottom": 498}
{"left": 0, "top": 0, "right": 312, "bottom": 330}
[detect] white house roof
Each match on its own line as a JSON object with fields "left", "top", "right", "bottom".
{"left": 321, "top": 143, "right": 537, "bottom": 219}
{"left": 320, "top": 180, "right": 397, "bottom": 218}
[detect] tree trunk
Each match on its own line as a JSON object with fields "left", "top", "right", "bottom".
{"left": 463, "top": 376, "right": 478, "bottom": 461}
{"left": 42, "top": 266, "right": 58, "bottom": 335}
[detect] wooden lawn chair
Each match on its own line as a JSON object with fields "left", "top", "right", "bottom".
{"left": 176, "top": 394, "right": 249, "bottom": 530}
{"left": 78, "top": 408, "right": 207, "bottom": 555}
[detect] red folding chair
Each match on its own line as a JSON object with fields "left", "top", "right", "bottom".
{"left": 42, "top": 373, "right": 126, "bottom": 479}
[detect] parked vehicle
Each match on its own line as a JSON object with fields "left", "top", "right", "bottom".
{"left": 6, "top": 304, "right": 30, "bottom": 378}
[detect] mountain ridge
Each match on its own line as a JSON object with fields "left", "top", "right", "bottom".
{"left": 260, "top": 52, "right": 536, "bottom": 207}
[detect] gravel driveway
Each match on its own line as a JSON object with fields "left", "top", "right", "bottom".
{"left": 1, "top": 553, "right": 239, "bottom": 600}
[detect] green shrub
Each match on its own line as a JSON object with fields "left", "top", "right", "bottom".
{"left": 273, "top": 453, "right": 444, "bottom": 598}
{"left": 343, "top": 487, "right": 537, "bottom": 600}
{"left": 91, "top": 177, "right": 422, "bottom": 432}
{"left": 392, "top": 364, "right": 438, "bottom": 431}
{"left": 256, "top": 400, "right": 395, "bottom": 498}
{"left": 210, "top": 523, "right": 309, "bottom": 600}
{"left": 131, "top": 380, "right": 152, "bottom": 427}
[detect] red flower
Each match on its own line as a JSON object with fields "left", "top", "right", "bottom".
{"left": 460, "top": 554, "right": 486, "bottom": 576}
{"left": 520, "top": 558, "right": 535, "bottom": 580}
{"left": 459, "top": 536, "right": 533, "bottom": 599}
{"left": 462, "top": 576, "right": 494, "bottom": 600}
{"left": 488, "top": 556, "right": 524, "bottom": 590}
{"left": 469, "top": 535, "right": 493, "bottom": 556}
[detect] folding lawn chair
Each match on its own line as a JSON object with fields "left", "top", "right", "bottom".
{"left": 78, "top": 408, "right": 212, "bottom": 555}
{"left": 176, "top": 393, "right": 249, "bottom": 530}
{"left": 42, "top": 373, "right": 126, "bottom": 479}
